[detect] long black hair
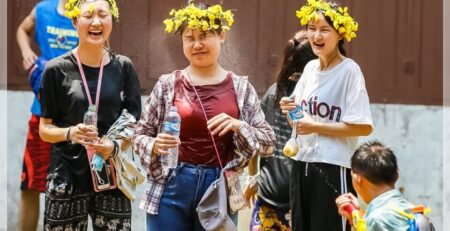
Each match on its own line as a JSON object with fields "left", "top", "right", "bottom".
{"left": 274, "top": 31, "right": 317, "bottom": 106}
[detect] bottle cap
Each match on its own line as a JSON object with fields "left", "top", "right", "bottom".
{"left": 88, "top": 104, "right": 97, "bottom": 112}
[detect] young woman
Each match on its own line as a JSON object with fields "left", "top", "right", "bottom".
{"left": 133, "top": 2, "right": 276, "bottom": 231}
{"left": 280, "top": 1, "right": 373, "bottom": 231}
{"left": 39, "top": 0, "right": 141, "bottom": 230}
{"left": 243, "top": 30, "right": 316, "bottom": 231}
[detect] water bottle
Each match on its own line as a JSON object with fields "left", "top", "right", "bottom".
{"left": 161, "top": 105, "right": 181, "bottom": 173}
{"left": 83, "top": 105, "right": 97, "bottom": 127}
{"left": 83, "top": 105, "right": 103, "bottom": 170}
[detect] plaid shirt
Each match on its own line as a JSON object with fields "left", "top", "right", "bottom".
{"left": 133, "top": 70, "right": 276, "bottom": 214}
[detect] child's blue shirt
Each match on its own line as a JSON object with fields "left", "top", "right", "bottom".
{"left": 364, "top": 189, "right": 413, "bottom": 231}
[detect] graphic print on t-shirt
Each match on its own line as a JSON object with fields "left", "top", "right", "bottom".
{"left": 46, "top": 25, "right": 78, "bottom": 50}
{"left": 300, "top": 96, "right": 342, "bottom": 122}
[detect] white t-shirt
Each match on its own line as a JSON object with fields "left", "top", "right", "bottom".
{"left": 292, "top": 58, "right": 373, "bottom": 168}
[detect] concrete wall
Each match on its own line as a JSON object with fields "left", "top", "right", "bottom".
{"left": 5, "top": 91, "right": 444, "bottom": 230}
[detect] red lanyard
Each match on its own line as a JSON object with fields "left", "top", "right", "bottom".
{"left": 74, "top": 51, "right": 104, "bottom": 112}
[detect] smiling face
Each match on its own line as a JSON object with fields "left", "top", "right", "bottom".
{"left": 73, "top": 0, "right": 112, "bottom": 47}
{"left": 182, "top": 29, "right": 225, "bottom": 68}
{"left": 307, "top": 14, "right": 341, "bottom": 58}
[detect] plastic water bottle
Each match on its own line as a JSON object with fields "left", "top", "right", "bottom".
{"left": 83, "top": 105, "right": 97, "bottom": 127}
{"left": 161, "top": 105, "right": 181, "bottom": 174}
{"left": 83, "top": 105, "right": 104, "bottom": 169}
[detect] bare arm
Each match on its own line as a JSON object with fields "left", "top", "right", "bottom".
{"left": 39, "top": 117, "right": 98, "bottom": 144}
{"left": 39, "top": 117, "right": 70, "bottom": 143}
{"left": 243, "top": 154, "right": 259, "bottom": 206}
{"left": 312, "top": 122, "right": 373, "bottom": 137}
{"left": 16, "top": 7, "right": 38, "bottom": 70}
{"left": 281, "top": 97, "right": 373, "bottom": 137}
{"left": 247, "top": 154, "right": 258, "bottom": 176}
{"left": 291, "top": 112, "right": 373, "bottom": 137}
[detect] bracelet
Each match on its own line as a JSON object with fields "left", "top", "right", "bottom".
{"left": 111, "top": 140, "right": 119, "bottom": 158}
{"left": 66, "top": 126, "right": 74, "bottom": 144}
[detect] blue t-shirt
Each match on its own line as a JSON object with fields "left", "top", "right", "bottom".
{"left": 364, "top": 189, "right": 414, "bottom": 231}
{"left": 31, "top": 0, "right": 78, "bottom": 115}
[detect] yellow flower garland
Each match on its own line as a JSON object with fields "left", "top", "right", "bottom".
{"left": 296, "top": 0, "right": 358, "bottom": 41}
{"left": 163, "top": 1, "right": 234, "bottom": 34}
{"left": 64, "top": 0, "right": 119, "bottom": 20}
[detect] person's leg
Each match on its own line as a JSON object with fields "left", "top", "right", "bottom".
{"left": 308, "top": 163, "right": 354, "bottom": 231}
{"left": 19, "top": 190, "right": 40, "bottom": 231}
{"left": 43, "top": 176, "right": 89, "bottom": 231}
{"left": 90, "top": 189, "right": 132, "bottom": 231}
{"left": 146, "top": 164, "right": 201, "bottom": 231}
{"left": 291, "top": 160, "right": 309, "bottom": 231}
{"left": 19, "top": 115, "right": 52, "bottom": 231}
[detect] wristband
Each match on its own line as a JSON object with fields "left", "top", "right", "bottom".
{"left": 66, "top": 126, "right": 74, "bottom": 144}
{"left": 111, "top": 140, "right": 119, "bottom": 158}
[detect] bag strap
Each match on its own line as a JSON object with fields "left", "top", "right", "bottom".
{"left": 183, "top": 69, "right": 224, "bottom": 169}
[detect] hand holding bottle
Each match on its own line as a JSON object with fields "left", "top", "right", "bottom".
{"left": 280, "top": 96, "right": 298, "bottom": 115}
{"left": 152, "top": 133, "right": 180, "bottom": 155}
{"left": 67, "top": 123, "right": 98, "bottom": 145}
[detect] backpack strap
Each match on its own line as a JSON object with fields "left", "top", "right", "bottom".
{"left": 389, "top": 205, "right": 433, "bottom": 231}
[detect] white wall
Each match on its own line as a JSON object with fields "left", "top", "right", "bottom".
{"left": 5, "top": 91, "right": 444, "bottom": 230}
{"left": 363, "top": 104, "right": 443, "bottom": 230}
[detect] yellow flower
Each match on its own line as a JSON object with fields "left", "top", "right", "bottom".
{"left": 163, "top": 19, "right": 174, "bottom": 33}
{"left": 295, "top": 0, "right": 358, "bottom": 41}
{"left": 73, "top": 6, "right": 81, "bottom": 17}
{"left": 223, "top": 10, "right": 234, "bottom": 26}
{"left": 89, "top": 4, "right": 94, "bottom": 14}
{"left": 64, "top": 0, "right": 119, "bottom": 20}
{"left": 163, "top": 2, "right": 235, "bottom": 34}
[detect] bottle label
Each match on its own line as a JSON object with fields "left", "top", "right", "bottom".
{"left": 164, "top": 121, "right": 180, "bottom": 134}
{"left": 288, "top": 105, "right": 304, "bottom": 121}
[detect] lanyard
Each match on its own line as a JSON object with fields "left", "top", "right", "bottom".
{"left": 74, "top": 50, "right": 104, "bottom": 112}
{"left": 183, "top": 69, "right": 223, "bottom": 169}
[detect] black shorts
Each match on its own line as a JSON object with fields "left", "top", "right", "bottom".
{"left": 290, "top": 161, "right": 355, "bottom": 231}
{"left": 44, "top": 176, "right": 132, "bottom": 231}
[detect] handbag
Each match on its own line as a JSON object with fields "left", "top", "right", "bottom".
{"left": 111, "top": 140, "right": 145, "bottom": 201}
{"left": 104, "top": 109, "right": 145, "bottom": 201}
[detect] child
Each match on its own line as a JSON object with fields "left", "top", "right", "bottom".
{"left": 336, "top": 141, "right": 433, "bottom": 230}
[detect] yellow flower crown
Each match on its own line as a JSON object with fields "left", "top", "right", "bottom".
{"left": 163, "top": 1, "right": 234, "bottom": 34}
{"left": 64, "top": 0, "right": 119, "bottom": 20}
{"left": 296, "top": 0, "right": 358, "bottom": 42}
